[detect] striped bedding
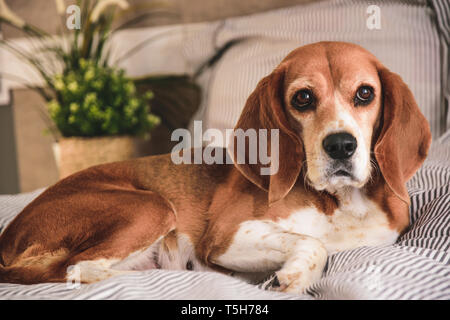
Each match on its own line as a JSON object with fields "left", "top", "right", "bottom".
{"left": 0, "top": 135, "right": 448, "bottom": 300}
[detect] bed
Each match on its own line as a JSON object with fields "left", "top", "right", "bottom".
{"left": 0, "top": 0, "right": 449, "bottom": 299}
{"left": 0, "top": 135, "right": 448, "bottom": 299}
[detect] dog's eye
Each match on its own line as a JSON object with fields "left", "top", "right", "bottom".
{"left": 355, "top": 86, "right": 374, "bottom": 106}
{"left": 292, "top": 89, "right": 315, "bottom": 110}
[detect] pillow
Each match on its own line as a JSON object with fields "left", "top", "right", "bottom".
{"left": 185, "top": 0, "right": 444, "bottom": 140}
{"left": 428, "top": 0, "right": 450, "bottom": 135}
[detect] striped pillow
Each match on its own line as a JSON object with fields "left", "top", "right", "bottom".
{"left": 428, "top": 0, "right": 450, "bottom": 135}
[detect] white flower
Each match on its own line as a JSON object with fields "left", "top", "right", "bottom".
{"left": 90, "top": 0, "right": 129, "bottom": 23}
{"left": 0, "top": 0, "right": 26, "bottom": 28}
{"left": 54, "top": 0, "right": 65, "bottom": 15}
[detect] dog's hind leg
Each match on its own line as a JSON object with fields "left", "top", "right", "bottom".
{"left": 0, "top": 249, "right": 70, "bottom": 284}
{"left": 60, "top": 192, "right": 177, "bottom": 284}
{"left": 64, "top": 237, "right": 167, "bottom": 284}
{"left": 0, "top": 190, "right": 177, "bottom": 285}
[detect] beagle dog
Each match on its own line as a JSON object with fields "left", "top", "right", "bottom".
{"left": 0, "top": 42, "right": 431, "bottom": 294}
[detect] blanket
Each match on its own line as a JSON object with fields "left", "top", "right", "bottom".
{"left": 0, "top": 138, "right": 449, "bottom": 299}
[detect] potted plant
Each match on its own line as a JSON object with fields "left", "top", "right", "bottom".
{"left": 49, "top": 59, "right": 160, "bottom": 177}
{"left": 0, "top": 0, "right": 197, "bottom": 178}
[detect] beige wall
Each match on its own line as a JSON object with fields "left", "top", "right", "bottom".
{"left": 4, "top": 0, "right": 318, "bottom": 38}
{"left": 0, "top": 104, "right": 19, "bottom": 193}
{"left": 11, "top": 89, "right": 59, "bottom": 192}
{"left": 1, "top": 0, "right": 319, "bottom": 192}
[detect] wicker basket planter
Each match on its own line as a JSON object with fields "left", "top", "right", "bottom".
{"left": 53, "top": 136, "right": 143, "bottom": 179}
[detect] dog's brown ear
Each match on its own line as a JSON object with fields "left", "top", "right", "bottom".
{"left": 229, "top": 67, "right": 304, "bottom": 205}
{"left": 374, "top": 65, "right": 431, "bottom": 205}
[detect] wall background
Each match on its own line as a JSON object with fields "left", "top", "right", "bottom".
{"left": 3, "top": 0, "right": 318, "bottom": 38}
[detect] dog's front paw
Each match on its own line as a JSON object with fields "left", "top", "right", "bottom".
{"left": 274, "top": 263, "right": 323, "bottom": 294}
{"left": 274, "top": 246, "right": 327, "bottom": 295}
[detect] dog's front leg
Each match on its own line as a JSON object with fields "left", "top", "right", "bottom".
{"left": 274, "top": 235, "right": 327, "bottom": 294}
{"left": 212, "top": 221, "right": 327, "bottom": 294}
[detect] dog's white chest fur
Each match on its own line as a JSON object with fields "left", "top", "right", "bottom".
{"left": 277, "top": 202, "right": 397, "bottom": 254}
{"left": 276, "top": 188, "right": 398, "bottom": 253}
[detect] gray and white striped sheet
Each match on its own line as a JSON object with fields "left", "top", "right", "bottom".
{"left": 0, "top": 136, "right": 449, "bottom": 300}
{"left": 185, "top": 0, "right": 446, "bottom": 139}
{"left": 430, "top": 0, "right": 450, "bottom": 45}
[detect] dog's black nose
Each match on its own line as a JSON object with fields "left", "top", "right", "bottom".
{"left": 322, "top": 132, "right": 357, "bottom": 160}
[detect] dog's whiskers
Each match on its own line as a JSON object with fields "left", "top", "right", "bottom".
{"left": 301, "top": 160, "right": 310, "bottom": 190}
{"left": 368, "top": 158, "right": 380, "bottom": 184}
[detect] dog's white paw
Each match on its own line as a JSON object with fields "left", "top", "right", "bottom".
{"left": 275, "top": 263, "right": 323, "bottom": 294}
{"left": 271, "top": 244, "right": 327, "bottom": 294}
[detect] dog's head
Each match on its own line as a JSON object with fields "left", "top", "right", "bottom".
{"left": 231, "top": 42, "right": 431, "bottom": 205}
